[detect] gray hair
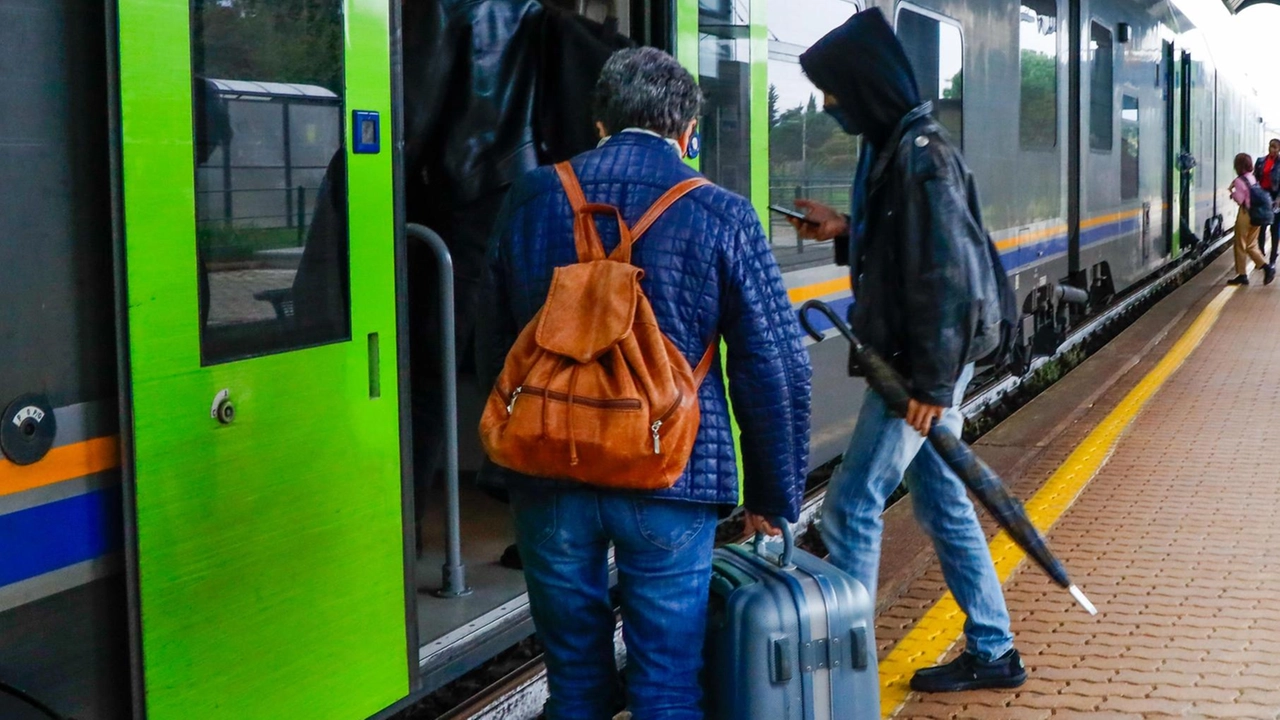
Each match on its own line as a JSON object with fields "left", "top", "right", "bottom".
{"left": 593, "top": 47, "right": 703, "bottom": 138}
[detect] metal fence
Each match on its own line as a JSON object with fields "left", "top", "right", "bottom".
{"left": 768, "top": 179, "right": 850, "bottom": 256}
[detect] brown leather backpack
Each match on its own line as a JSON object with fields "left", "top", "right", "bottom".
{"left": 479, "top": 162, "right": 715, "bottom": 490}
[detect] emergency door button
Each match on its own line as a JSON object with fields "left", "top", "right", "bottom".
{"left": 353, "top": 110, "right": 380, "bottom": 154}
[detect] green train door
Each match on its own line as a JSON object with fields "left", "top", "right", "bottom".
{"left": 113, "top": 1, "right": 411, "bottom": 718}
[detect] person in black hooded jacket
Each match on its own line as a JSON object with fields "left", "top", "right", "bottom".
{"left": 791, "top": 8, "right": 1027, "bottom": 693}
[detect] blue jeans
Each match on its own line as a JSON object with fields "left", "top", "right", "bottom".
{"left": 510, "top": 488, "right": 717, "bottom": 720}
{"left": 819, "top": 364, "right": 1014, "bottom": 661}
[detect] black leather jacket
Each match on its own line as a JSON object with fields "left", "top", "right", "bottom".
{"left": 848, "top": 104, "right": 1005, "bottom": 406}
{"left": 400, "top": 0, "right": 630, "bottom": 381}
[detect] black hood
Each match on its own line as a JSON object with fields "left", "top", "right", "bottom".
{"left": 799, "top": 8, "right": 921, "bottom": 145}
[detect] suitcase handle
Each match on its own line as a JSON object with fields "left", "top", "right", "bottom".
{"left": 751, "top": 519, "right": 794, "bottom": 568}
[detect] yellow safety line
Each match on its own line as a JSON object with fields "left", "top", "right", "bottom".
{"left": 877, "top": 286, "right": 1237, "bottom": 718}
{"left": 788, "top": 276, "right": 850, "bottom": 304}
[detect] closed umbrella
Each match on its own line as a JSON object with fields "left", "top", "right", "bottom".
{"left": 800, "top": 299, "right": 1096, "bottom": 615}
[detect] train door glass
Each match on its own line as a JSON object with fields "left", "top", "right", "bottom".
{"left": 114, "top": 0, "right": 409, "bottom": 717}
{"left": 897, "top": 7, "right": 964, "bottom": 146}
{"left": 1178, "top": 50, "right": 1193, "bottom": 254}
{"left": 699, "top": 0, "right": 752, "bottom": 198}
{"left": 1089, "top": 22, "right": 1113, "bottom": 151}
{"left": 766, "top": 0, "right": 861, "bottom": 244}
{"left": 1019, "top": 0, "right": 1058, "bottom": 149}
{"left": 191, "top": 1, "right": 350, "bottom": 365}
{"left": 1121, "top": 95, "right": 1139, "bottom": 200}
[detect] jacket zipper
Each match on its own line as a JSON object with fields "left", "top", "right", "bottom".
{"left": 505, "top": 385, "right": 643, "bottom": 413}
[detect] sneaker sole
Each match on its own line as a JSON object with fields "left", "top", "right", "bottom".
{"left": 909, "top": 672, "right": 1029, "bottom": 693}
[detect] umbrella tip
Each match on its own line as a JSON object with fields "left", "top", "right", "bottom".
{"left": 1069, "top": 585, "right": 1098, "bottom": 615}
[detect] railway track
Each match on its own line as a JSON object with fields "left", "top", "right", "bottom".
{"left": 421, "top": 232, "right": 1230, "bottom": 720}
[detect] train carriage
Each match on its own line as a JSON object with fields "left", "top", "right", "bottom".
{"left": 0, "top": 0, "right": 1265, "bottom": 718}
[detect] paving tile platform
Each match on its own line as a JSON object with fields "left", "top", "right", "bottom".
{"left": 879, "top": 258, "right": 1280, "bottom": 718}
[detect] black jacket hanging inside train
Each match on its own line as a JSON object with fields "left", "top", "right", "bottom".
{"left": 291, "top": 0, "right": 633, "bottom": 380}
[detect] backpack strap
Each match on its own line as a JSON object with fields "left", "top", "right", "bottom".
{"left": 556, "top": 163, "right": 720, "bottom": 383}
{"left": 693, "top": 342, "right": 717, "bottom": 384}
{"left": 554, "top": 161, "right": 617, "bottom": 262}
{"left": 630, "top": 177, "right": 713, "bottom": 241}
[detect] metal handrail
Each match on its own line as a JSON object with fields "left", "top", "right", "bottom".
{"left": 407, "top": 224, "right": 470, "bottom": 599}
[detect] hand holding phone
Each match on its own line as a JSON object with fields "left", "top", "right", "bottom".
{"left": 782, "top": 200, "right": 850, "bottom": 242}
{"left": 769, "top": 204, "right": 819, "bottom": 225}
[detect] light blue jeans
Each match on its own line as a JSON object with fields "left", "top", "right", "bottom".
{"left": 819, "top": 364, "right": 1014, "bottom": 661}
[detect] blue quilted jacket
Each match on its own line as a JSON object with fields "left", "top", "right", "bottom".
{"left": 476, "top": 132, "right": 811, "bottom": 522}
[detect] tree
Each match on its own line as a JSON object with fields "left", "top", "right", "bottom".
{"left": 193, "top": 0, "right": 344, "bottom": 91}
{"left": 769, "top": 84, "right": 781, "bottom": 129}
{"left": 1019, "top": 50, "right": 1057, "bottom": 147}
{"left": 943, "top": 69, "right": 963, "bottom": 100}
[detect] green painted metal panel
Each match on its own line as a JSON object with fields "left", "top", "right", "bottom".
{"left": 677, "top": 0, "right": 700, "bottom": 173}
{"left": 116, "top": 0, "right": 409, "bottom": 717}
{"left": 674, "top": 0, "right": 747, "bottom": 502}
{"left": 676, "top": 0, "right": 700, "bottom": 83}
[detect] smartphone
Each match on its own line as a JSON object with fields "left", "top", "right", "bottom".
{"left": 769, "top": 204, "right": 819, "bottom": 225}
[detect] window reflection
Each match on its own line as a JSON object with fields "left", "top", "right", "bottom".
{"left": 897, "top": 8, "right": 963, "bottom": 145}
{"left": 1089, "top": 22, "right": 1113, "bottom": 151}
{"left": 1019, "top": 0, "right": 1057, "bottom": 149}
{"left": 766, "top": 0, "right": 860, "bottom": 255}
{"left": 699, "top": 0, "right": 753, "bottom": 199}
{"left": 1121, "top": 95, "right": 1139, "bottom": 199}
{"left": 190, "top": 0, "right": 349, "bottom": 365}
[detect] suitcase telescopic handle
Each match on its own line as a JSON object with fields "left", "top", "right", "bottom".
{"left": 751, "top": 518, "right": 794, "bottom": 568}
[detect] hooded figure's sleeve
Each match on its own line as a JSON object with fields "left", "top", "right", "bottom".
{"left": 897, "top": 142, "right": 981, "bottom": 407}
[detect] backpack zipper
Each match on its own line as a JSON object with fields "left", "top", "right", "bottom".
{"left": 504, "top": 385, "right": 681, "bottom": 456}
{"left": 650, "top": 391, "right": 684, "bottom": 455}
{"left": 505, "top": 385, "right": 643, "bottom": 413}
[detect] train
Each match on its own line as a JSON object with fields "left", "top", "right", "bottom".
{"left": 0, "top": 0, "right": 1265, "bottom": 718}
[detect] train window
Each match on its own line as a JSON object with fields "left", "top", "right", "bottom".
{"left": 897, "top": 7, "right": 963, "bottom": 145}
{"left": 699, "top": 0, "right": 753, "bottom": 198}
{"left": 1121, "top": 95, "right": 1139, "bottom": 199}
{"left": 766, "top": 0, "right": 861, "bottom": 240}
{"left": 1019, "top": 0, "right": 1058, "bottom": 149}
{"left": 1089, "top": 22, "right": 1113, "bottom": 152}
{"left": 190, "top": 0, "right": 349, "bottom": 365}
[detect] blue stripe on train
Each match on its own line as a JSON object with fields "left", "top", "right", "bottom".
{"left": 801, "top": 216, "right": 1143, "bottom": 329}
{"left": 1001, "top": 215, "right": 1142, "bottom": 265}
{"left": 0, "top": 487, "right": 123, "bottom": 588}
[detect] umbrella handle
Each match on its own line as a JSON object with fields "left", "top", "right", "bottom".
{"left": 752, "top": 519, "right": 795, "bottom": 569}
{"left": 799, "top": 299, "right": 857, "bottom": 345}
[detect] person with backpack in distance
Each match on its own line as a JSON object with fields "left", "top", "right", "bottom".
{"left": 1232, "top": 152, "right": 1276, "bottom": 286}
{"left": 787, "top": 9, "right": 1027, "bottom": 692}
{"left": 1254, "top": 139, "right": 1280, "bottom": 264}
{"left": 476, "top": 47, "right": 812, "bottom": 720}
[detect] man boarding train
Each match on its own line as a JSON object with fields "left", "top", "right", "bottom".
{"left": 476, "top": 9, "right": 1022, "bottom": 717}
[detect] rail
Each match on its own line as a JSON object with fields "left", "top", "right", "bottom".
{"left": 406, "top": 224, "right": 470, "bottom": 599}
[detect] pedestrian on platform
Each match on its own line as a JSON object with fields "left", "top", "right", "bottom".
{"left": 477, "top": 47, "right": 812, "bottom": 720}
{"left": 790, "top": 8, "right": 1027, "bottom": 693}
{"left": 1255, "top": 140, "right": 1280, "bottom": 265}
{"left": 1229, "top": 152, "right": 1275, "bottom": 286}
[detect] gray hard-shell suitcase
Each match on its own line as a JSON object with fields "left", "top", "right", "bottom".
{"left": 704, "top": 524, "right": 879, "bottom": 720}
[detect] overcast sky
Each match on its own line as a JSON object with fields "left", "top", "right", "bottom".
{"left": 1230, "top": 4, "right": 1280, "bottom": 130}
{"left": 764, "top": 0, "right": 1280, "bottom": 134}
